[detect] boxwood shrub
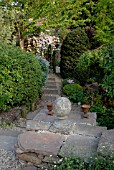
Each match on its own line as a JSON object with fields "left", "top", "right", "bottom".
{"left": 63, "top": 83, "right": 83, "bottom": 102}
{"left": 60, "top": 27, "right": 90, "bottom": 80}
{"left": 0, "top": 42, "right": 43, "bottom": 111}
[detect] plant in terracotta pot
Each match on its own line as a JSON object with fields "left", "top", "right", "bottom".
{"left": 46, "top": 101, "right": 54, "bottom": 115}
{"left": 81, "top": 104, "right": 90, "bottom": 118}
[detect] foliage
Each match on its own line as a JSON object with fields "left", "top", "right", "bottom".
{"left": 63, "top": 84, "right": 83, "bottom": 103}
{"left": 90, "top": 105, "right": 114, "bottom": 129}
{"left": 76, "top": 42, "right": 114, "bottom": 85}
{"left": 60, "top": 27, "right": 90, "bottom": 79}
{"left": 0, "top": 42, "right": 43, "bottom": 111}
{"left": 94, "top": 0, "right": 114, "bottom": 43}
{"left": 55, "top": 59, "right": 60, "bottom": 67}
{"left": 0, "top": 0, "right": 50, "bottom": 48}
{"left": 43, "top": 0, "right": 96, "bottom": 28}
{"left": 0, "top": 7, "right": 16, "bottom": 44}
{"left": 101, "top": 43, "right": 114, "bottom": 100}
{"left": 36, "top": 55, "right": 49, "bottom": 85}
{"left": 50, "top": 155, "right": 114, "bottom": 170}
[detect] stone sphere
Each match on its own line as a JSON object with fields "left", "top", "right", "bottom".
{"left": 53, "top": 97, "right": 71, "bottom": 119}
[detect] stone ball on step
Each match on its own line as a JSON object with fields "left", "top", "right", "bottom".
{"left": 53, "top": 97, "right": 71, "bottom": 119}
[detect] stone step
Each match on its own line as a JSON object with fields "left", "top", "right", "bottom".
{"left": 47, "top": 77, "right": 55, "bottom": 81}
{"left": 0, "top": 129, "right": 21, "bottom": 137}
{"left": 33, "top": 109, "right": 57, "bottom": 123}
{"left": 97, "top": 129, "right": 114, "bottom": 157}
{"left": 59, "top": 134, "right": 99, "bottom": 159}
{"left": 45, "top": 85, "right": 57, "bottom": 89}
{"left": 45, "top": 82, "right": 56, "bottom": 86}
{"left": 0, "top": 135, "right": 18, "bottom": 151}
{"left": 26, "top": 120, "right": 51, "bottom": 131}
{"left": 43, "top": 89, "right": 59, "bottom": 95}
{"left": 16, "top": 131, "right": 99, "bottom": 167}
{"left": 42, "top": 94, "right": 59, "bottom": 102}
{"left": 72, "top": 123, "right": 107, "bottom": 137}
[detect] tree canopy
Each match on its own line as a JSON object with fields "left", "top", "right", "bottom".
{"left": 0, "top": 0, "right": 113, "bottom": 45}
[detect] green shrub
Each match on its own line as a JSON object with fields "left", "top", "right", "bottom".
{"left": 76, "top": 42, "right": 114, "bottom": 86}
{"left": 101, "top": 42, "right": 114, "bottom": 100}
{"left": 63, "top": 83, "right": 83, "bottom": 102}
{"left": 0, "top": 42, "right": 43, "bottom": 111}
{"left": 90, "top": 105, "right": 114, "bottom": 129}
{"left": 60, "top": 27, "right": 90, "bottom": 79}
{"left": 50, "top": 156, "right": 114, "bottom": 170}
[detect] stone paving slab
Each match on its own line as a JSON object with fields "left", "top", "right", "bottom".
{"left": 26, "top": 120, "right": 51, "bottom": 131}
{"left": 22, "top": 166, "right": 37, "bottom": 170}
{"left": 0, "top": 136, "right": 18, "bottom": 151}
{"left": 27, "top": 108, "right": 43, "bottom": 120}
{"left": 45, "top": 85, "right": 57, "bottom": 89}
{"left": 47, "top": 78, "right": 56, "bottom": 81}
{"left": 0, "top": 129, "right": 21, "bottom": 137}
{"left": 49, "top": 120, "right": 74, "bottom": 135}
{"left": 18, "top": 131, "right": 65, "bottom": 156}
{"left": 68, "top": 111, "right": 97, "bottom": 126}
{"left": 97, "top": 129, "right": 114, "bottom": 157}
{"left": 43, "top": 89, "right": 59, "bottom": 95}
{"left": 59, "top": 134, "right": 99, "bottom": 158}
{"left": 33, "top": 109, "right": 57, "bottom": 123}
{"left": 42, "top": 94, "right": 59, "bottom": 101}
{"left": 45, "top": 82, "right": 56, "bottom": 86}
{"left": 72, "top": 124, "right": 107, "bottom": 137}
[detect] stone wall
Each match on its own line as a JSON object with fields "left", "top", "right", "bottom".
{"left": 24, "top": 32, "right": 60, "bottom": 60}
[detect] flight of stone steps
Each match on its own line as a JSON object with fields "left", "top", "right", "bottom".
{"left": 41, "top": 73, "right": 61, "bottom": 106}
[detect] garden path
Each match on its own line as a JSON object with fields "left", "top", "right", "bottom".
{"left": 0, "top": 72, "right": 114, "bottom": 170}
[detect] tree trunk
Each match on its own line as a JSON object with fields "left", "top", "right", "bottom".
{"left": 19, "top": 38, "right": 24, "bottom": 50}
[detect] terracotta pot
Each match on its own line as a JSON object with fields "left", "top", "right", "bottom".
{"left": 46, "top": 101, "right": 54, "bottom": 115}
{"left": 81, "top": 104, "right": 90, "bottom": 118}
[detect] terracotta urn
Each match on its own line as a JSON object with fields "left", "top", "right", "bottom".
{"left": 81, "top": 104, "right": 90, "bottom": 118}
{"left": 46, "top": 101, "right": 54, "bottom": 115}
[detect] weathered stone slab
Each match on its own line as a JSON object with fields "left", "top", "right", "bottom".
{"left": 33, "top": 109, "right": 57, "bottom": 123}
{"left": 0, "top": 129, "right": 21, "bottom": 137}
{"left": 27, "top": 109, "right": 42, "bottom": 120}
{"left": 97, "top": 129, "right": 114, "bottom": 157}
{"left": 0, "top": 136, "right": 18, "bottom": 151}
{"left": 47, "top": 78, "right": 56, "bottom": 81}
{"left": 49, "top": 120, "right": 74, "bottom": 135}
{"left": 45, "top": 85, "right": 57, "bottom": 89}
{"left": 45, "top": 82, "right": 56, "bottom": 86}
{"left": 42, "top": 95, "right": 59, "bottom": 102}
{"left": 67, "top": 112, "right": 97, "bottom": 126}
{"left": 18, "top": 153, "right": 42, "bottom": 166}
{"left": 43, "top": 89, "right": 58, "bottom": 95}
{"left": 22, "top": 166, "right": 37, "bottom": 170}
{"left": 43, "top": 155, "right": 60, "bottom": 164}
{"left": 18, "top": 131, "right": 65, "bottom": 156}
{"left": 72, "top": 124, "right": 107, "bottom": 137}
{"left": 59, "top": 134, "right": 99, "bottom": 158}
{"left": 26, "top": 120, "right": 51, "bottom": 131}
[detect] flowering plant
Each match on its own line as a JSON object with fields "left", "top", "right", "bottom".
{"left": 36, "top": 55, "right": 49, "bottom": 84}
{"left": 67, "top": 79, "right": 74, "bottom": 84}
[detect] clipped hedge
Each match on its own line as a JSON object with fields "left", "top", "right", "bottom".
{"left": 60, "top": 27, "right": 90, "bottom": 79}
{"left": 0, "top": 43, "right": 43, "bottom": 111}
{"left": 63, "top": 83, "right": 83, "bottom": 102}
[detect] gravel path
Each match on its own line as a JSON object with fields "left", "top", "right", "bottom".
{"left": 0, "top": 149, "right": 26, "bottom": 170}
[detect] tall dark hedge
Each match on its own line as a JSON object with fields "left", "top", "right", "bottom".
{"left": 0, "top": 42, "right": 43, "bottom": 111}
{"left": 60, "top": 27, "right": 90, "bottom": 80}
